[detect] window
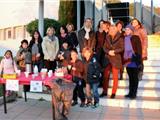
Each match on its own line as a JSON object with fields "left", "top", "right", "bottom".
{"left": 8, "top": 30, "right": 11, "bottom": 39}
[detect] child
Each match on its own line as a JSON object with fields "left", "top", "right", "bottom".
{"left": 16, "top": 39, "right": 32, "bottom": 72}
{"left": 0, "top": 50, "right": 18, "bottom": 100}
{"left": 56, "top": 42, "right": 71, "bottom": 68}
{"left": 16, "top": 39, "right": 32, "bottom": 94}
{"left": 124, "top": 24, "right": 142, "bottom": 99}
{"left": 83, "top": 47, "right": 101, "bottom": 108}
{"left": 65, "top": 49, "right": 86, "bottom": 107}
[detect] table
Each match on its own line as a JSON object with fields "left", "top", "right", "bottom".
{"left": 0, "top": 72, "right": 72, "bottom": 120}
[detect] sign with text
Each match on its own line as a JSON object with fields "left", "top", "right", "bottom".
{"left": 6, "top": 79, "right": 19, "bottom": 91}
{"left": 30, "top": 81, "right": 43, "bottom": 92}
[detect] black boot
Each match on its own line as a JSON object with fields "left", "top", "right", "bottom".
{"left": 110, "top": 94, "right": 115, "bottom": 99}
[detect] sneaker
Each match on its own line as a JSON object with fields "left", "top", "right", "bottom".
{"left": 99, "top": 92, "right": 107, "bottom": 98}
{"left": 71, "top": 101, "right": 78, "bottom": 106}
{"left": 85, "top": 101, "right": 92, "bottom": 107}
{"left": 110, "top": 94, "right": 115, "bottom": 99}
{"left": 80, "top": 102, "right": 85, "bottom": 107}
{"left": 92, "top": 102, "right": 99, "bottom": 108}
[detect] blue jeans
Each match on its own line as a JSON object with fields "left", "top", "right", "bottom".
{"left": 90, "top": 82, "right": 99, "bottom": 103}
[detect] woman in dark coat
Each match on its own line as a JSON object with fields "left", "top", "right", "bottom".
{"left": 66, "top": 23, "right": 79, "bottom": 49}
{"left": 101, "top": 25, "right": 124, "bottom": 99}
{"left": 123, "top": 24, "right": 142, "bottom": 99}
{"left": 29, "top": 30, "right": 44, "bottom": 72}
{"left": 58, "top": 25, "right": 69, "bottom": 49}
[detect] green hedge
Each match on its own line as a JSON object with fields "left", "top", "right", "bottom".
{"left": 26, "top": 18, "right": 61, "bottom": 36}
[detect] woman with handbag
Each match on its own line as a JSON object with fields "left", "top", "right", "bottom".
{"left": 29, "top": 30, "right": 44, "bottom": 72}
{"left": 124, "top": 24, "right": 142, "bottom": 99}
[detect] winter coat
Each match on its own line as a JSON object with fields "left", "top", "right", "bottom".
{"left": 83, "top": 55, "right": 101, "bottom": 83}
{"left": 133, "top": 26, "right": 148, "bottom": 59}
{"left": 42, "top": 35, "right": 59, "bottom": 61}
{"left": 67, "top": 31, "right": 78, "bottom": 49}
{"left": 0, "top": 57, "right": 18, "bottom": 74}
{"left": 78, "top": 28, "right": 96, "bottom": 52}
{"left": 103, "top": 32, "right": 124, "bottom": 69}
{"left": 16, "top": 47, "right": 32, "bottom": 71}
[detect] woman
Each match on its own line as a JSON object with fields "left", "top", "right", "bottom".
{"left": 58, "top": 25, "right": 69, "bottom": 49}
{"left": 116, "top": 20, "right": 125, "bottom": 80}
{"left": 66, "top": 23, "right": 78, "bottom": 49}
{"left": 131, "top": 18, "right": 148, "bottom": 80}
{"left": 102, "top": 21, "right": 111, "bottom": 34}
{"left": 95, "top": 20, "right": 106, "bottom": 66}
{"left": 42, "top": 27, "right": 59, "bottom": 71}
{"left": 102, "top": 25, "right": 124, "bottom": 99}
{"left": 124, "top": 24, "right": 142, "bottom": 99}
{"left": 29, "top": 30, "right": 44, "bottom": 72}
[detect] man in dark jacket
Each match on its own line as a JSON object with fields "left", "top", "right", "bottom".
{"left": 78, "top": 18, "right": 96, "bottom": 52}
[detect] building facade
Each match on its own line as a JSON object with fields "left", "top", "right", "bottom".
{"left": 0, "top": 25, "right": 30, "bottom": 41}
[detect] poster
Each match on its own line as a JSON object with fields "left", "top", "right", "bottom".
{"left": 30, "top": 81, "right": 43, "bottom": 92}
{"left": 6, "top": 79, "right": 19, "bottom": 91}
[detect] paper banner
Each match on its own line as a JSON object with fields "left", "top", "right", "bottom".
{"left": 30, "top": 81, "right": 43, "bottom": 92}
{"left": 6, "top": 79, "right": 19, "bottom": 91}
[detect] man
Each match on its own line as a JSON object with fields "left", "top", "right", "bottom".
{"left": 78, "top": 18, "right": 96, "bottom": 53}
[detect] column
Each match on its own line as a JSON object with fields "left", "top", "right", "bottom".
{"left": 140, "top": 0, "right": 143, "bottom": 23}
{"left": 77, "top": 0, "right": 81, "bottom": 31}
{"left": 38, "top": 0, "right": 44, "bottom": 37}
{"left": 134, "top": 0, "right": 136, "bottom": 18}
{"left": 151, "top": 0, "right": 154, "bottom": 33}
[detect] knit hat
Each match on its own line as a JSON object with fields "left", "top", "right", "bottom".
{"left": 125, "top": 24, "right": 134, "bottom": 31}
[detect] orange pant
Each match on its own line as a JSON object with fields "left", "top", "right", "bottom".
{"left": 103, "top": 64, "right": 119, "bottom": 94}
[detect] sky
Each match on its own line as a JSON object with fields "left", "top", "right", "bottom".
{"left": 121, "top": 0, "right": 160, "bottom": 7}
{"left": 0, "top": 0, "right": 159, "bottom": 28}
{"left": 0, "top": 0, "right": 60, "bottom": 28}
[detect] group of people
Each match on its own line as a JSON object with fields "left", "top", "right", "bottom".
{"left": 0, "top": 17, "right": 148, "bottom": 109}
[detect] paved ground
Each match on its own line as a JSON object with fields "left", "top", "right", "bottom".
{"left": 0, "top": 98, "right": 160, "bottom": 120}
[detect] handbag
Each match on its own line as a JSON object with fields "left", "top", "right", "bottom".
{"left": 32, "top": 54, "right": 40, "bottom": 62}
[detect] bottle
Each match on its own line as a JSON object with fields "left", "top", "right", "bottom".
{"left": 33, "top": 65, "right": 38, "bottom": 76}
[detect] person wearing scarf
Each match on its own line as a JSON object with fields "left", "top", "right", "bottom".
{"left": 42, "top": 27, "right": 59, "bottom": 72}
{"left": 78, "top": 18, "right": 96, "bottom": 53}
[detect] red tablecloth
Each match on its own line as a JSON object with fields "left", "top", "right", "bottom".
{"left": 0, "top": 73, "right": 72, "bottom": 88}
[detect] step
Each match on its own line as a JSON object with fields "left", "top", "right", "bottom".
{"left": 123, "top": 66, "right": 160, "bottom": 73}
{"left": 106, "top": 88, "right": 160, "bottom": 98}
{"left": 148, "top": 48, "right": 160, "bottom": 53}
{"left": 109, "top": 80, "right": 160, "bottom": 89}
{"left": 147, "top": 56, "right": 160, "bottom": 59}
{"left": 143, "top": 60, "right": 160, "bottom": 67}
{"left": 110, "top": 73, "right": 160, "bottom": 80}
{"left": 23, "top": 92, "right": 160, "bottom": 109}
{"left": 100, "top": 96, "right": 160, "bottom": 109}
